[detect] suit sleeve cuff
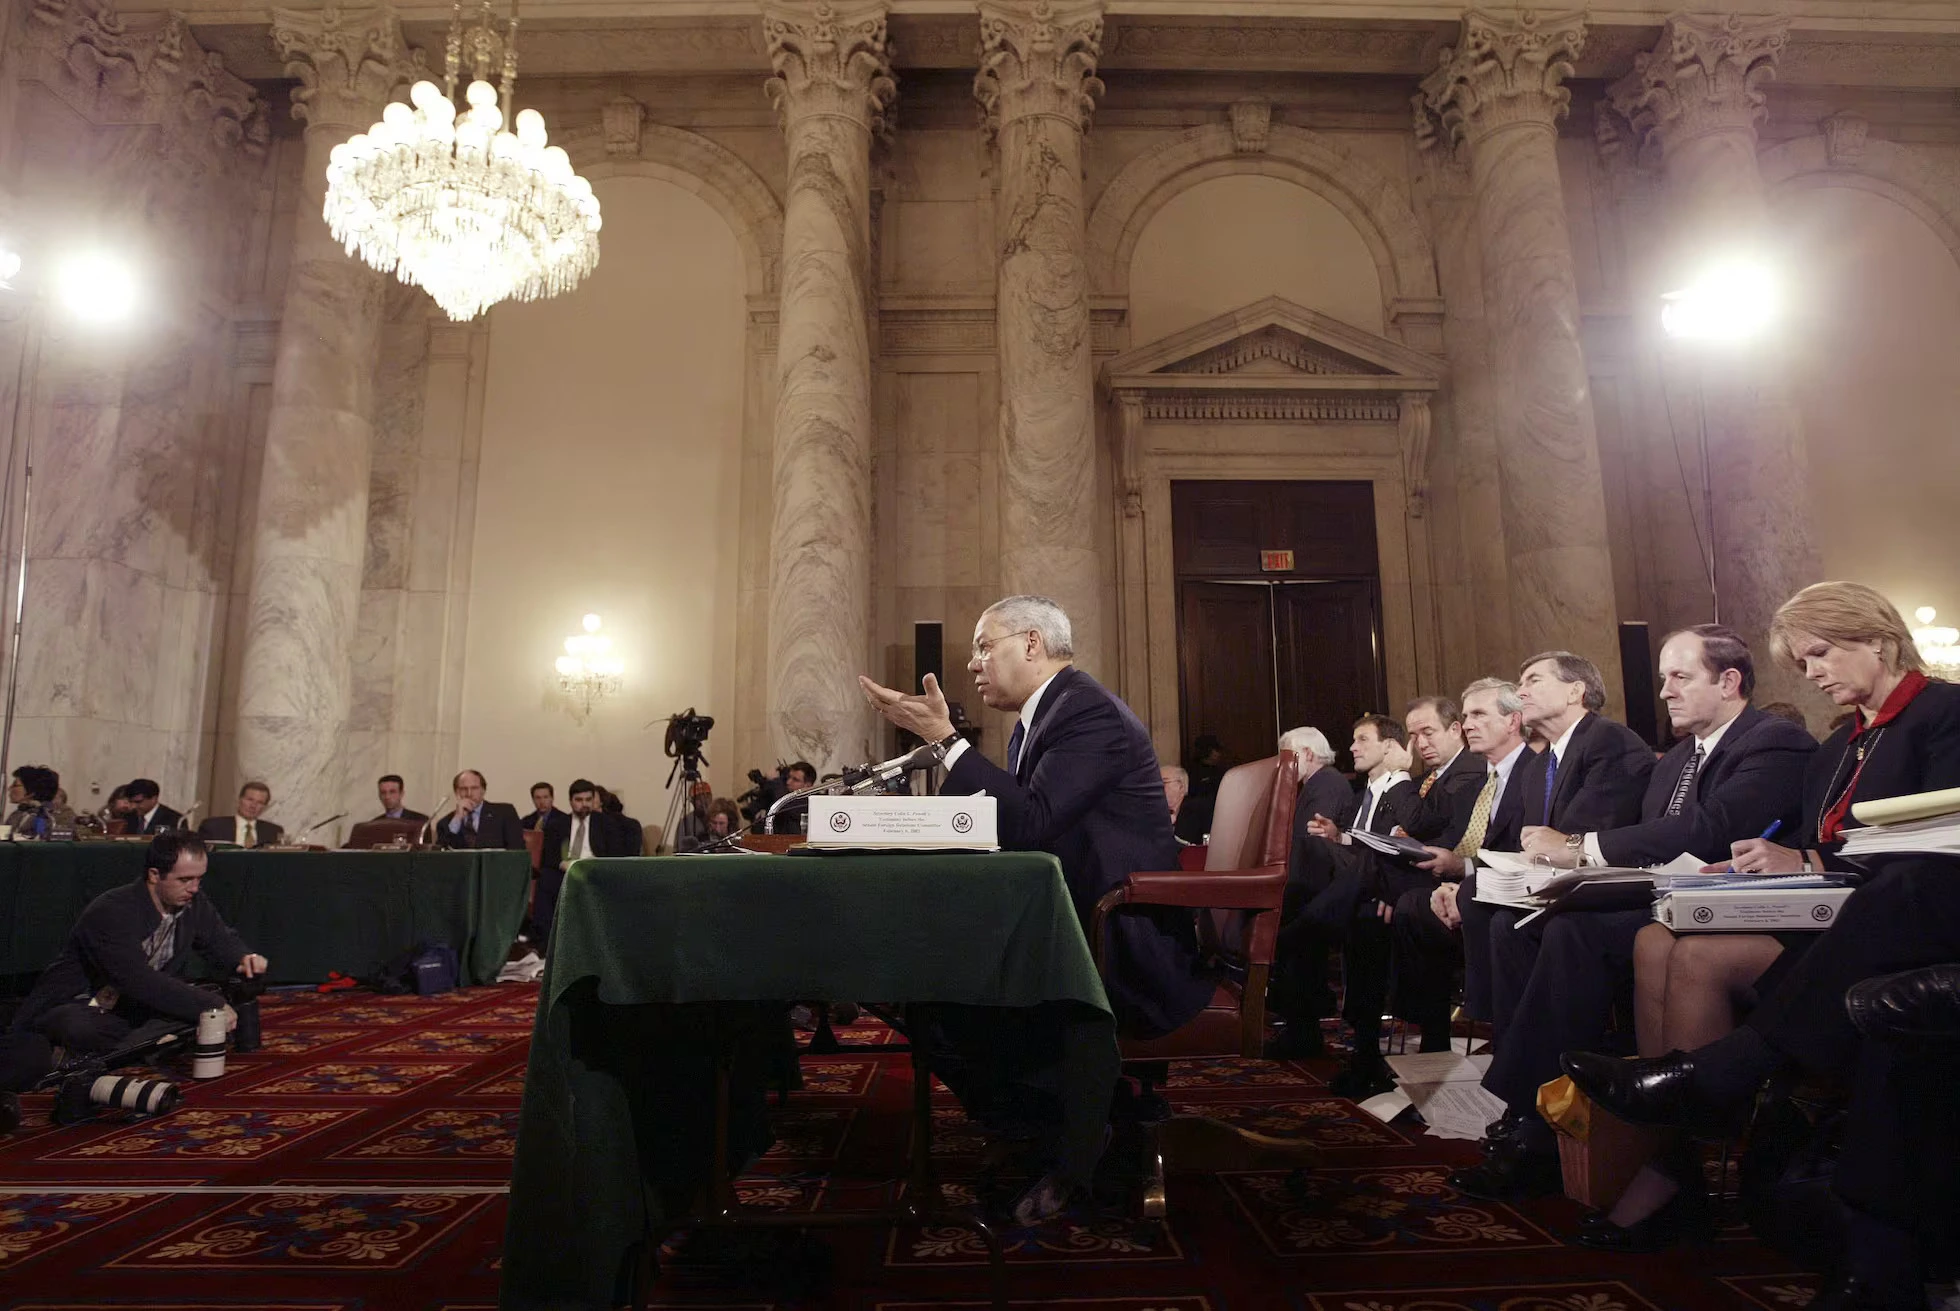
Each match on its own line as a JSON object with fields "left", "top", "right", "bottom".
{"left": 941, "top": 738, "right": 971, "bottom": 770}
{"left": 1584, "top": 832, "right": 1605, "bottom": 865}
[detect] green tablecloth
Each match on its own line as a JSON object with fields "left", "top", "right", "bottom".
{"left": 0, "top": 844, "right": 530, "bottom": 988}
{"left": 500, "top": 852, "right": 1120, "bottom": 1311}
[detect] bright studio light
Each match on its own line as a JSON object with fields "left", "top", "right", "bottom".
{"left": 1661, "top": 258, "right": 1779, "bottom": 343}
{"left": 51, "top": 250, "right": 140, "bottom": 325}
{"left": 0, "top": 246, "right": 20, "bottom": 288}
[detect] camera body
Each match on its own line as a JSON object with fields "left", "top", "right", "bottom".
{"left": 664, "top": 708, "right": 715, "bottom": 761}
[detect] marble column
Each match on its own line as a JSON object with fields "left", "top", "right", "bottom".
{"left": 232, "top": 8, "right": 411, "bottom": 821}
{"left": 976, "top": 0, "right": 1106, "bottom": 673}
{"left": 1418, "top": 8, "right": 1623, "bottom": 704}
{"left": 1608, "top": 14, "right": 1820, "bottom": 705}
{"left": 762, "top": 0, "right": 891, "bottom": 773}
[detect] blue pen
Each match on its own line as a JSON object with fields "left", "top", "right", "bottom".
{"left": 1727, "top": 819, "right": 1783, "bottom": 873}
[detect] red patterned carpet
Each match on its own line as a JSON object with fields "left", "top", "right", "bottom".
{"left": 0, "top": 986, "right": 1823, "bottom": 1310}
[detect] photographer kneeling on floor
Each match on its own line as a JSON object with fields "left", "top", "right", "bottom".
{"left": 0, "top": 831, "right": 267, "bottom": 1133}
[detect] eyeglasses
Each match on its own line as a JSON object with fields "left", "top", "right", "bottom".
{"left": 971, "top": 629, "right": 1035, "bottom": 662}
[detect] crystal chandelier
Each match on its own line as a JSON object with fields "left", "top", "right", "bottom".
{"left": 323, "top": 0, "right": 601, "bottom": 321}
{"left": 556, "top": 613, "right": 624, "bottom": 719}
{"left": 1914, "top": 607, "right": 1960, "bottom": 679}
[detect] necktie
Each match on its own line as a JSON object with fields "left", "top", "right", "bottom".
{"left": 1007, "top": 720, "right": 1026, "bottom": 777}
{"left": 1419, "top": 771, "right": 1437, "bottom": 798}
{"left": 1454, "top": 770, "right": 1499, "bottom": 859}
{"left": 1541, "top": 750, "right": 1559, "bottom": 825}
{"left": 244, "top": 820, "right": 256, "bottom": 847}
{"left": 1355, "top": 787, "right": 1377, "bottom": 833}
{"left": 1667, "top": 745, "right": 1704, "bottom": 817}
{"left": 573, "top": 817, "right": 586, "bottom": 861}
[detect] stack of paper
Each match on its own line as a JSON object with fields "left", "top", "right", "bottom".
{"left": 1839, "top": 786, "right": 1960, "bottom": 858}
{"left": 1358, "top": 1050, "right": 1507, "bottom": 1141}
{"left": 1470, "top": 850, "right": 1563, "bottom": 906}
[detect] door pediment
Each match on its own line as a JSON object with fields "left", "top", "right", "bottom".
{"left": 1100, "top": 296, "right": 1443, "bottom": 394}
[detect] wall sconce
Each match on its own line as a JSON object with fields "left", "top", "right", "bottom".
{"left": 555, "top": 613, "right": 623, "bottom": 720}
{"left": 1913, "top": 607, "right": 1960, "bottom": 679}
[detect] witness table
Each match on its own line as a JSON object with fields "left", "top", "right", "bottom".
{"left": 500, "top": 852, "right": 1121, "bottom": 1311}
{"left": 0, "top": 843, "right": 529, "bottom": 988}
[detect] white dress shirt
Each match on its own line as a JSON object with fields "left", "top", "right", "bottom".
{"left": 941, "top": 668, "right": 1063, "bottom": 774}
{"left": 233, "top": 816, "right": 259, "bottom": 847}
{"left": 1345, "top": 768, "right": 1413, "bottom": 840}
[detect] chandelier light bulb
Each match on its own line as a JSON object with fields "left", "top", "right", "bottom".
{"left": 0, "top": 247, "right": 21, "bottom": 285}
{"left": 52, "top": 250, "right": 139, "bottom": 324}
{"left": 1917, "top": 606, "right": 1938, "bottom": 625}
{"left": 582, "top": 613, "right": 601, "bottom": 633}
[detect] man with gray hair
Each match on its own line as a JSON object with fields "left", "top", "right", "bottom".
{"left": 1266, "top": 725, "right": 1360, "bottom": 1057}
{"left": 861, "top": 594, "right": 1212, "bottom": 1221}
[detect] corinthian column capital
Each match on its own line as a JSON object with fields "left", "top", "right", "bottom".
{"left": 1606, "top": 13, "right": 1788, "bottom": 159}
{"left": 974, "top": 0, "right": 1104, "bottom": 142}
{"left": 1416, "top": 7, "right": 1586, "bottom": 153}
{"left": 763, "top": 0, "right": 895, "bottom": 134}
{"left": 269, "top": 6, "right": 419, "bottom": 131}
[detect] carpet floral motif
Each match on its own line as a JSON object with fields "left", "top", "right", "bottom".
{"left": 104, "top": 1191, "right": 484, "bottom": 1270}
{"left": 459, "top": 1065, "right": 527, "bottom": 1097}
{"left": 51, "top": 1109, "right": 354, "bottom": 1160}
{"left": 887, "top": 1183, "right": 1182, "bottom": 1267}
{"left": 762, "top": 1109, "right": 856, "bottom": 1162}
{"left": 878, "top": 1301, "right": 1212, "bottom": 1310}
{"left": 1223, "top": 1167, "right": 1557, "bottom": 1256}
{"left": 1181, "top": 1098, "right": 1406, "bottom": 1147}
{"left": 1721, "top": 1275, "right": 1824, "bottom": 1309}
{"left": 0, "top": 1193, "right": 153, "bottom": 1266}
{"left": 247, "top": 1030, "right": 365, "bottom": 1055}
{"left": 1306, "top": 1285, "right": 1662, "bottom": 1310}
{"left": 356, "top": 1030, "right": 523, "bottom": 1056}
{"left": 461, "top": 1000, "right": 540, "bottom": 1026}
{"left": 338, "top": 1109, "right": 520, "bottom": 1158}
{"left": 284, "top": 1002, "right": 457, "bottom": 1027}
{"left": 1163, "top": 1058, "right": 1321, "bottom": 1089}
{"left": 797, "top": 1060, "right": 879, "bottom": 1096}
{"left": 238, "top": 1062, "right": 460, "bottom": 1097}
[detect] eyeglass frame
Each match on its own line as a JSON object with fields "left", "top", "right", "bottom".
{"left": 970, "top": 628, "right": 1037, "bottom": 663}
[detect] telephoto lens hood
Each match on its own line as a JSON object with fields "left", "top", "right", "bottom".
{"left": 55, "top": 1070, "right": 182, "bottom": 1125}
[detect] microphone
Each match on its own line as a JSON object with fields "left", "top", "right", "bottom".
{"left": 843, "top": 743, "right": 943, "bottom": 795}
{"left": 177, "top": 801, "right": 202, "bottom": 830}
{"left": 300, "top": 813, "right": 346, "bottom": 839}
{"left": 420, "top": 797, "right": 454, "bottom": 848}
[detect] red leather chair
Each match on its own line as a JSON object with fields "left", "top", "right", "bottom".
{"left": 1090, "top": 751, "right": 1319, "bottom": 1220}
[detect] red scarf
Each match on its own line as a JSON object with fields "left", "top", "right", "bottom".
{"left": 1818, "top": 669, "right": 1931, "bottom": 843}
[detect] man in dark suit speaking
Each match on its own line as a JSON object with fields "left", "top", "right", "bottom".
{"left": 861, "top": 595, "right": 1211, "bottom": 1221}
{"left": 435, "top": 770, "right": 526, "bottom": 851}
{"left": 860, "top": 594, "right": 1211, "bottom": 1038}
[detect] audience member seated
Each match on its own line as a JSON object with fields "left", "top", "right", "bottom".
{"left": 1175, "top": 734, "right": 1225, "bottom": 845}
{"left": 706, "top": 797, "right": 742, "bottom": 840}
{"left": 196, "top": 781, "right": 284, "bottom": 848}
{"left": 436, "top": 770, "right": 526, "bottom": 850}
{"left": 521, "top": 782, "right": 562, "bottom": 834}
{"left": 1563, "top": 854, "right": 1960, "bottom": 1311}
{"left": 859, "top": 594, "right": 1212, "bottom": 1222}
{"left": 371, "top": 773, "right": 427, "bottom": 823}
{"left": 597, "top": 787, "right": 644, "bottom": 854}
{"left": 1160, "top": 766, "right": 1189, "bottom": 833}
{"left": 1575, "top": 584, "right": 1960, "bottom": 1249}
{"left": 1452, "top": 626, "right": 1816, "bottom": 1215}
{"left": 671, "top": 781, "right": 716, "bottom": 850}
{"left": 6, "top": 765, "right": 66, "bottom": 836}
{"left": 0, "top": 832, "right": 267, "bottom": 1134}
{"left": 1269, "top": 714, "right": 1417, "bottom": 1071}
{"left": 769, "top": 762, "right": 817, "bottom": 836}
{"left": 121, "top": 779, "right": 182, "bottom": 835}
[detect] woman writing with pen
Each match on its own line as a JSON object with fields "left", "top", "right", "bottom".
{"left": 1577, "top": 581, "right": 1960, "bottom": 1252}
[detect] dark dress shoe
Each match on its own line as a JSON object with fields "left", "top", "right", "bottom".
{"left": 1559, "top": 1049, "right": 1722, "bottom": 1130}
{"left": 1573, "top": 1191, "right": 1713, "bottom": 1253}
{"left": 1005, "top": 1172, "right": 1078, "bottom": 1227}
{"left": 0, "top": 1091, "right": 19, "bottom": 1136}
{"left": 1447, "top": 1136, "right": 1561, "bottom": 1202}
{"left": 1484, "top": 1107, "right": 1532, "bottom": 1144}
{"left": 1846, "top": 965, "right": 1960, "bottom": 1042}
{"left": 1328, "top": 1057, "right": 1395, "bottom": 1099}
{"left": 1265, "top": 1024, "right": 1326, "bottom": 1061}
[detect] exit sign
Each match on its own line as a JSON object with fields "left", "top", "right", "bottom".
{"left": 1260, "top": 550, "right": 1295, "bottom": 572}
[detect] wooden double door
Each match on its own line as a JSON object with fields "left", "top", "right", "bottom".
{"left": 1173, "top": 481, "right": 1388, "bottom": 772}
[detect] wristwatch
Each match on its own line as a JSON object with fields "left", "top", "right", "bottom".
{"left": 1566, "top": 832, "right": 1587, "bottom": 867}
{"left": 930, "top": 731, "right": 962, "bottom": 764}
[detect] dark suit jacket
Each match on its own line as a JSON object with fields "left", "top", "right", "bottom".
{"left": 1356, "top": 777, "right": 1420, "bottom": 836}
{"left": 1810, "top": 678, "right": 1960, "bottom": 869}
{"left": 129, "top": 805, "right": 184, "bottom": 835}
{"left": 1404, "top": 747, "right": 1490, "bottom": 850}
{"left": 1482, "top": 746, "right": 1533, "bottom": 853}
{"left": 1286, "top": 766, "right": 1360, "bottom": 886}
{"left": 944, "top": 664, "right": 1212, "bottom": 1037}
{"left": 370, "top": 809, "right": 428, "bottom": 824}
{"left": 1515, "top": 712, "right": 1656, "bottom": 841}
{"left": 436, "top": 800, "right": 527, "bottom": 851}
{"left": 194, "top": 815, "right": 285, "bottom": 847}
{"left": 14, "top": 879, "right": 248, "bottom": 1032}
{"left": 529, "top": 810, "right": 573, "bottom": 869}
{"left": 1597, "top": 704, "right": 1818, "bottom": 866}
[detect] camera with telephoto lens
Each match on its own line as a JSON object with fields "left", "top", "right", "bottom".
{"left": 55, "top": 1069, "right": 182, "bottom": 1125}
{"left": 664, "top": 708, "right": 714, "bottom": 761}
{"left": 222, "top": 974, "right": 266, "bottom": 1053}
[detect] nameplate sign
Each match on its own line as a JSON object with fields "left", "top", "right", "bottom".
{"left": 805, "top": 796, "right": 998, "bottom": 850}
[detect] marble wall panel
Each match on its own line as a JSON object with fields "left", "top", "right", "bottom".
{"left": 885, "top": 201, "right": 991, "bottom": 289}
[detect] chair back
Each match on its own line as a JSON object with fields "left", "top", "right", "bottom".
{"left": 1203, "top": 753, "right": 1301, "bottom": 872}
{"left": 345, "top": 818, "right": 426, "bottom": 850}
{"left": 522, "top": 826, "right": 544, "bottom": 872}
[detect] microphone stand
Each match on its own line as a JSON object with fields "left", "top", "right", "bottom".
{"left": 420, "top": 798, "right": 454, "bottom": 849}
{"left": 761, "top": 745, "right": 943, "bottom": 833}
